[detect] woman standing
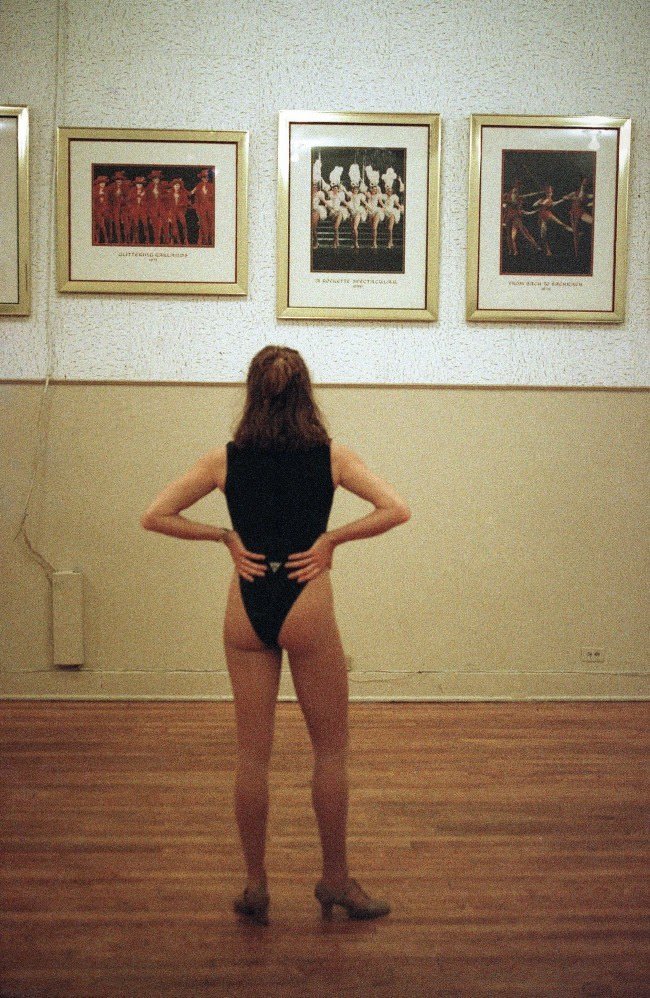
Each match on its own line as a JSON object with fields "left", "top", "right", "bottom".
{"left": 566, "top": 176, "right": 594, "bottom": 258}
{"left": 324, "top": 174, "right": 349, "bottom": 250}
{"left": 141, "top": 346, "right": 410, "bottom": 924}
{"left": 381, "top": 169, "right": 404, "bottom": 251}
{"left": 311, "top": 181, "right": 328, "bottom": 249}
{"left": 531, "top": 183, "right": 572, "bottom": 257}
{"left": 501, "top": 179, "right": 541, "bottom": 257}
{"left": 346, "top": 164, "right": 368, "bottom": 250}
{"left": 364, "top": 167, "right": 385, "bottom": 250}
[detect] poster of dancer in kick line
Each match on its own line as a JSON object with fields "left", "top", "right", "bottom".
{"left": 278, "top": 111, "right": 440, "bottom": 322}
{"left": 310, "top": 147, "right": 406, "bottom": 275}
{"left": 57, "top": 127, "right": 248, "bottom": 297}
{"left": 90, "top": 165, "right": 215, "bottom": 250}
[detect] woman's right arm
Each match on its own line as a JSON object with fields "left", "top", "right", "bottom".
{"left": 284, "top": 443, "right": 410, "bottom": 582}
{"left": 326, "top": 443, "right": 411, "bottom": 548}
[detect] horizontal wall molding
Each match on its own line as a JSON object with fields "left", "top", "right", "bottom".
{"left": 2, "top": 670, "right": 648, "bottom": 701}
{"left": 1, "top": 380, "right": 649, "bottom": 391}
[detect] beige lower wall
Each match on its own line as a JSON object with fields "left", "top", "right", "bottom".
{"left": 1, "top": 383, "right": 648, "bottom": 700}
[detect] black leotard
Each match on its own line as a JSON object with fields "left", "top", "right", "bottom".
{"left": 224, "top": 441, "right": 335, "bottom": 650}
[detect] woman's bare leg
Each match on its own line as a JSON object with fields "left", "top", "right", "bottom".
{"left": 371, "top": 214, "right": 379, "bottom": 248}
{"left": 351, "top": 215, "right": 359, "bottom": 248}
{"left": 333, "top": 214, "right": 342, "bottom": 248}
{"left": 279, "top": 571, "right": 350, "bottom": 889}
{"left": 223, "top": 572, "right": 282, "bottom": 891}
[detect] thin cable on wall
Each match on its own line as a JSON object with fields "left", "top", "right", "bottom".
{"left": 12, "top": 0, "right": 68, "bottom": 582}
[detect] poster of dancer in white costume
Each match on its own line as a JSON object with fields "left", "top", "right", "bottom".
{"left": 278, "top": 111, "right": 440, "bottom": 321}
{"left": 310, "top": 147, "right": 406, "bottom": 274}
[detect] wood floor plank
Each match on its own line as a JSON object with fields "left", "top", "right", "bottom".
{"left": 1, "top": 701, "right": 648, "bottom": 997}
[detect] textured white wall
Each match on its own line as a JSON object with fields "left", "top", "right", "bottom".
{"left": 0, "top": 0, "right": 648, "bottom": 386}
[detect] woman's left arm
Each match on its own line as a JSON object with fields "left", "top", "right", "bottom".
{"left": 140, "top": 447, "right": 230, "bottom": 542}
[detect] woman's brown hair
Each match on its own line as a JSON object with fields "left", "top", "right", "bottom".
{"left": 232, "top": 346, "right": 331, "bottom": 450}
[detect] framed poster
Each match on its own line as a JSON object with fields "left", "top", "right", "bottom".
{"left": 467, "top": 115, "right": 631, "bottom": 323}
{"left": 56, "top": 127, "right": 248, "bottom": 296}
{"left": 0, "top": 106, "right": 30, "bottom": 316}
{"left": 277, "top": 110, "right": 440, "bottom": 321}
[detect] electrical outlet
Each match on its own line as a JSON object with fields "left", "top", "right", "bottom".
{"left": 581, "top": 647, "right": 606, "bottom": 664}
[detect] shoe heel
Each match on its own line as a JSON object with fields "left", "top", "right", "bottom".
{"left": 233, "top": 887, "right": 270, "bottom": 925}
{"left": 315, "top": 877, "right": 391, "bottom": 921}
{"left": 252, "top": 906, "right": 269, "bottom": 926}
{"left": 315, "top": 881, "right": 338, "bottom": 920}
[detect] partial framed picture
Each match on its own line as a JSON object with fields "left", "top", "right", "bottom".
{"left": 0, "top": 106, "right": 30, "bottom": 316}
{"left": 277, "top": 110, "right": 440, "bottom": 321}
{"left": 56, "top": 127, "right": 248, "bottom": 295}
{"left": 467, "top": 115, "right": 631, "bottom": 323}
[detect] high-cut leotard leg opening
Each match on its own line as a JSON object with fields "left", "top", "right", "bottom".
{"left": 239, "top": 566, "right": 306, "bottom": 651}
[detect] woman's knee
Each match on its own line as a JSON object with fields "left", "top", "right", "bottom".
{"left": 236, "top": 745, "right": 272, "bottom": 774}
{"left": 312, "top": 734, "right": 349, "bottom": 762}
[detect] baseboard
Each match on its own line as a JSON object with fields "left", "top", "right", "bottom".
{"left": 1, "top": 668, "right": 647, "bottom": 700}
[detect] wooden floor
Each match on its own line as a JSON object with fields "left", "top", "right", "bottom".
{"left": 1, "top": 701, "right": 648, "bottom": 997}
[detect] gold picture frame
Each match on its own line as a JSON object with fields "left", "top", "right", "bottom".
{"left": 56, "top": 126, "right": 248, "bottom": 296}
{"left": 277, "top": 110, "right": 440, "bottom": 321}
{"left": 466, "top": 114, "right": 631, "bottom": 323}
{"left": 0, "top": 106, "right": 30, "bottom": 316}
